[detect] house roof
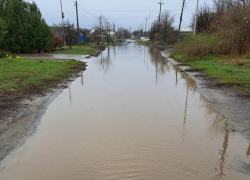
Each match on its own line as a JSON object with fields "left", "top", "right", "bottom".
{"left": 50, "top": 26, "right": 62, "bottom": 34}
{"left": 174, "top": 27, "right": 193, "bottom": 32}
{"left": 90, "top": 26, "right": 115, "bottom": 35}
{"left": 90, "top": 27, "right": 101, "bottom": 34}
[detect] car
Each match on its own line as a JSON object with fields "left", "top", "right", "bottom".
{"left": 140, "top": 37, "right": 149, "bottom": 41}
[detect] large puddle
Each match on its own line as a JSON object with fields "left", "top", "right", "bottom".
{"left": 0, "top": 42, "right": 250, "bottom": 180}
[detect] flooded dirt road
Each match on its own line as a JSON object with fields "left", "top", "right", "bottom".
{"left": 0, "top": 42, "right": 250, "bottom": 180}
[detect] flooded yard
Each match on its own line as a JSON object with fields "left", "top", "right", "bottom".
{"left": 0, "top": 42, "right": 250, "bottom": 180}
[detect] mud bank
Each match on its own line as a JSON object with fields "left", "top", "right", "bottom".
{"left": 161, "top": 50, "right": 250, "bottom": 141}
{"left": 0, "top": 70, "right": 85, "bottom": 161}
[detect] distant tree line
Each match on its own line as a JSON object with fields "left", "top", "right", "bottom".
{"left": 0, "top": 0, "right": 53, "bottom": 53}
{"left": 116, "top": 27, "right": 130, "bottom": 39}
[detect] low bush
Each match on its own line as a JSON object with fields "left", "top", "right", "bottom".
{"left": 173, "top": 34, "right": 221, "bottom": 57}
{"left": 53, "top": 35, "right": 64, "bottom": 49}
{"left": 0, "top": 50, "right": 5, "bottom": 58}
{"left": 77, "top": 42, "right": 89, "bottom": 46}
{"left": 0, "top": 50, "right": 20, "bottom": 59}
{"left": 186, "top": 1, "right": 250, "bottom": 57}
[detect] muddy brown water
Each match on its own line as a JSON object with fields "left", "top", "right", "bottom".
{"left": 0, "top": 41, "right": 250, "bottom": 180}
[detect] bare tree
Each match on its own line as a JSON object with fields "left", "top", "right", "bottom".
{"left": 149, "top": 11, "right": 176, "bottom": 43}
{"left": 64, "top": 20, "right": 75, "bottom": 49}
{"left": 98, "top": 15, "right": 112, "bottom": 44}
{"left": 192, "top": 4, "right": 212, "bottom": 33}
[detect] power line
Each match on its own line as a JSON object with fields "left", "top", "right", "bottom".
{"left": 78, "top": 10, "right": 158, "bottom": 12}
{"left": 46, "top": 7, "right": 74, "bottom": 22}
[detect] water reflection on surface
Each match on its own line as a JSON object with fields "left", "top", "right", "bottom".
{"left": 247, "top": 144, "right": 250, "bottom": 156}
{"left": 80, "top": 72, "right": 84, "bottom": 86}
{"left": 99, "top": 47, "right": 112, "bottom": 72}
{"left": 219, "top": 129, "right": 229, "bottom": 178}
{"left": 0, "top": 42, "right": 249, "bottom": 180}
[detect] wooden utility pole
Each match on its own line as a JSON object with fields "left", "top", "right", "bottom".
{"left": 60, "top": 0, "right": 66, "bottom": 46}
{"left": 148, "top": 14, "right": 150, "bottom": 37}
{"left": 145, "top": 17, "right": 148, "bottom": 37}
{"left": 129, "top": 26, "right": 131, "bottom": 39}
{"left": 113, "top": 23, "right": 115, "bottom": 42}
{"left": 158, "top": 0, "right": 164, "bottom": 22}
{"left": 139, "top": 26, "right": 141, "bottom": 39}
{"left": 193, "top": 0, "right": 199, "bottom": 35}
{"left": 120, "top": 27, "right": 122, "bottom": 39}
{"left": 118, "top": 26, "right": 119, "bottom": 38}
{"left": 178, "top": 0, "right": 186, "bottom": 40}
{"left": 75, "top": 1, "right": 79, "bottom": 31}
{"left": 99, "top": 16, "right": 103, "bottom": 43}
{"left": 141, "top": 23, "right": 143, "bottom": 37}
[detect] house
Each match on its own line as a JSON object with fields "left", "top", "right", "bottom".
{"left": 50, "top": 26, "right": 64, "bottom": 36}
{"left": 50, "top": 26, "right": 91, "bottom": 44}
{"left": 174, "top": 27, "right": 193, "bottom": 36}
{"left": 90, "top": 26, "right": 116, "bottom": 43}
{"left": 76, "top": 31, "right": 91, "bottom": 43}
{"left": 90, "top": 27, "right": 102, "bottom": 43}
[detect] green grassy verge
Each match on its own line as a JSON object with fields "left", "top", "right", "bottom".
{"left": 0, "top": 58, "right": 85, "bottom": 97}
{"left": 58, "top": 45, "right": 98, "bottom": 55}
{"left": 172, "top": 54, "right": 250, "bottom": 92}
{"left": 137, "top": 40, "right": 150, "bottom": 45}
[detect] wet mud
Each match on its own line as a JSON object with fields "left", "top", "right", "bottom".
{"left": 0, "top": 63, "right": 86, "bottom": 161}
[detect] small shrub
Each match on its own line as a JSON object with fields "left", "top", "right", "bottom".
{"left": 77, "top": 42, "right": 89, "bottom": 46}
{"left": 53, "top": 35, "right": 64, "bottom": 49}
{"left": 0, "top": 50, "right": 6, "bottom": 58}
{"left": 0, "top": 51, "right": 21, "bottom": 59}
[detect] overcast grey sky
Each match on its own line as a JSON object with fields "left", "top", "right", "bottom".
{"left": 30, "top": 0, "right": 213, "bottom": 31}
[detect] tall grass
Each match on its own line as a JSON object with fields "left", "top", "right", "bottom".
{"left": 173, "top": 35, "right": 221, "bottom": 57}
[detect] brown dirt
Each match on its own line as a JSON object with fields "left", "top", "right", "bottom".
{"left": 181, "top": 68, "right": 207, "bottom": 72}
{"left": 150, "top": 41, "right": 169, "bottom": 51}
{"left": 0, "top": 63, "right": 86, "bottom": 136}
{"left": 90, "top": 46, "right": 106, "bottom": 57}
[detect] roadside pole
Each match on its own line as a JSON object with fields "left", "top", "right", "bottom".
{"left": 99, "top": 16, "right": 103, "bottom": 43}
{"left": 129, "top": 26, "right": 131, "bottom": 39}
{"left": 60, "top": 0, "right": 66, "bottom": 46}
{"left": 193, "top": 0, "right": 200, "bottom": 35}
{"left": 158, "top": 0, "right": 164, "bottom": 22}
{"left": 139, "top": 26, "right": 141, "bottom": 39}
{"left": 113, "top": 23, "right": 115, "bottom": 42}
{"left": 148, "top": 14, "right": 150, "bottom": 37}
{"left": 178, "top": 0, "right": 186, "bottom": 41}
{"left": 75, "top": 1, "right": 79, "bottom": 31}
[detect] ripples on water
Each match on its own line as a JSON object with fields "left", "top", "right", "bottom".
{"left": 0, "top": 41, "right": 250, "bottom": 180}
